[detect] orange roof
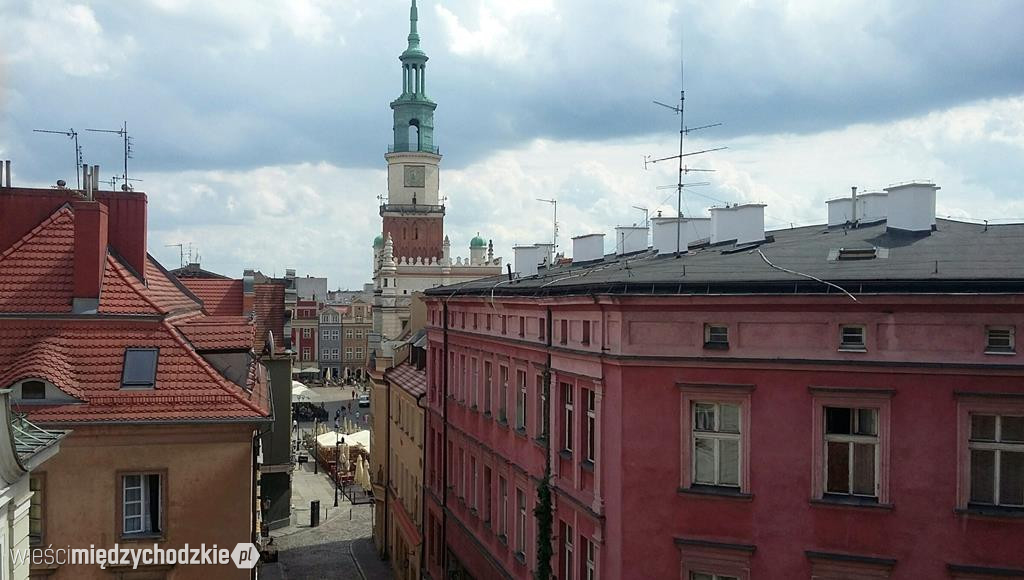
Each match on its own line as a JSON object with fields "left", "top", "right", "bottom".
{"left": 0, "top": 207, "right": 76, "bottom": 312}
{"left": 179, "top": 278, "right": 245, "bottom": 317}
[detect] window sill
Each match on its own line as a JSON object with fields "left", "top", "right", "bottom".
{"left": 837, "top": 346, "right": 868, "bottom": 353}
{"left": 497, "top": 417, "right": 508, "bottom": 427}
{"left": 514, "top": 427, "right": 528, "bottom": 438}
{"left": 470, "top": 405, "right": 478, "bottom": 410}
{"left": 702, "top": 342, "right": 729, "bottom": 350}
{"left": 120, "top": 533, "right": 166, "bottom": 543}
{"left": 514, "top": 551, "right": 526, "bottom": 565}
{"left": 581, "top": 459, "right": 595, "bottom": 472}
{"left": 955, "top": 505, "right": 1024, "bottom": 519}
{"left": 678, "top": 485, "right": 752, "bottom": 501}
{"left": 498, "top": 534, "right": 507, "bottom": 546}
{"left": 484, "top": 411, "right": 492, "bottom": 419}
{"left": 811, "top": 495, "right": 891, "bottom": 510}
{"left": 559, "top": 449, "right": 573, "bottom": 460}
{"left": 533, "top": 437, "right": 547, "bottom": 449}
{"left": 983, "top": 349, "right": 1016, "bottom": 356}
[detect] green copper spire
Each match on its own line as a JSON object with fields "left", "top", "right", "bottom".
{"left": 390, "top": 0, "right": 438, "bottom": 155}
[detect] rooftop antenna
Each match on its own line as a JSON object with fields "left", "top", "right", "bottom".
{"left": 165, "top": 243, "right": 185, "bottom": 268}
{"left": 33, "top": 128, "right": 83, "bottom": 188}
{"left": 536, "top": 198, "right": 558, "bottom": 251}
{"left": 632, "top": 205, "right": 649, "bottom": 228}
{"left": 85, "top": 121, "right": 132, "bottom": 185}
{"left": 104, "top": 175, "right": 144, "bottom": 191}
{"left": 645, "top": 42, "right": 726, "bottom": 256}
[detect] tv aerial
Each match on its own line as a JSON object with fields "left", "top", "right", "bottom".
{"left": 33, "top": 128, "right": 83, "bottom": 188}
{"left": 86, "top": 121, "right": 133, "bottom": 186}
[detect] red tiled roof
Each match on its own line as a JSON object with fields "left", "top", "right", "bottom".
{"left": 179, "top": 279, "right": 244, "bottom": 317}
{"left": 98, "top": 255, "right": 162, "bottom": 315}
{"left": 144, "top": 257, "right": 203, "bottom": 316}
{"left": 253, "top": 283, "right": 285, "bottom": 353}
{"left": 0, "top": 318, "right": 269, "bottom": 424}
{"left": 179, "top": 316, "right": 255, "bottom": 351}
{"left": 0, "top": 207, "right": 75, "bottom": 312}
{"left": 385, "top": 363, "right": 427, "bottom": 398}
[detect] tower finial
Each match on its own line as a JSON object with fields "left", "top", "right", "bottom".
{"left": 408, "top": 0, "right": 420, "bottom": 49}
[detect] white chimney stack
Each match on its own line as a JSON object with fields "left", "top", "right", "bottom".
{"left": 535, "top": 243, "right": 554, "bottom": 268}
{"left": 614, "top": 226, "right": 648, "bottom": 255}
{"left": 2, "top": 160, "right": 10, "bottom": 187}
{"left": 885, "top": 182, "right": 938, "bottom": 233}
{"left": 827, "top": 191, "right": 888, "bottom": 226}
{"left": 651, "top": 217, "right": 711, "bottom": 254}
{"left": 710, "top": 203, "right": 766, "bottom": 245}
{"left": 513, "top": 245, "right": 544, "bottom": 277}
{"left": 572, "top": 234, "right": 605, "bottom": 263}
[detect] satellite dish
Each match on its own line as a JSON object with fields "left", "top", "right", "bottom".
{"left": 264, "top": 330, "right": 275, "bottom": 356}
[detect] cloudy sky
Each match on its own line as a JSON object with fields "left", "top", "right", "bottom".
{"left": 2, "top": 0, "right": 1023, "bottom": 288}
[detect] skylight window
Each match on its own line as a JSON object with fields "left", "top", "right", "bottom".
{"left": 122, "top": 348, "right": 159, "bottom": 389}
{"left": 837, "top": 247, "right": 878, "bottom": 260}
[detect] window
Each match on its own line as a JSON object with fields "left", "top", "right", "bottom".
{"left": 516, "top": 370, "right": 528, "bottom": 431}
{"left": 690, "top": 573, "right": 738, "bottom": 580}
{"left": 561, "top": 521, "right": 574, "bottom": 580}
{"left": 29, "top": 474, "right": 44, "bottom": 545}
{"left": 824, "top": 407, "right": 879, "bottom": 498}
{"left": 519, "top": 316, "right": 525, "bottom": 338}
{"left": 331, "top": 330, "right": 339, "bottom": 340}
{"left": 345, "top": 347, "right": 353, "bottom": 359}
{"left": 303, "top": 348, "right": 311, "bottom": 361}
{"left": 470, "top": 457, "right": 478, "bottom": 512}
{"left": 471, "top": 358, "right": 479, "bottom": 408}
{"left": 122, "top": 348, "right": 158, "bottom": 389}
{"left": 483, "top": 466, "right": 492, "bottom": 525}
{"left": 678, "top": 537, "right": 753, "bottom": 580}
{"left": 499, "top": 365, "right": 509, "bottom": 423}
{"left": 703, "top": 324, "right": 729, "bottom": 348}
{"left": 458, "top": 448, "right": 465, "bottom": 498}
{"left": 839, "top": 325, "right": 866, "bottom": 350}
{"left": 499, "top": 476, "right": 508, "bottom": 539}
{"left": 985, "top": 326, "right": 1015, "bottom": 354}
{"left": 322, "top": 349, "right": 330, "bottom": 359}
{"left": 562, "top": 383, "right": 574, "bottom": 452}
{"left": 473, "top": 313, "right": 478, "bottom": 329}
{"left": 303, "top": 328, "right": 311, "bottom": 338}
{"left": 516, "top": 487, "right": 526, "bottom": 554}
{"left": 460, "top": 354, "right": 467, "bottom": 402}
{"left": 486, "top": 314, "right": 492, "bottom": 331}
{"left": 322, "top": 329, "right": 330, "bottom": 340}
{"left": 122, "top": 473, "right": 162, "bottom": 537}
{"left": 484, "top": 361, "right": 493, "bottom": 415}
{"left": 539, "top": 317, "right": 546, "bottom": 342}
{"left": 355, "top": 329, "right": 363, "bottom": 339}
{"left": 969, "top": 413, "right": 1024, "bottom": 507}
{"left": 460, "top": 312, "right": 466, "bottom": 328}
{"left": 582, "top": 320, "right": 591, "bottom": 346}
{"left": 582, "top": 537, "right": 596, "bottom": 580}
{"left": 692, "top": 402, "right": 741, "bottom": 488}
{"left": 585, "top": 389, "right": 597, "bottom": 463}
{"left": 806, "top": 550, "right": 894, "bottom": 579}
{"left": 537, "top": 373, "right": 548, "bottom": 440}
{"left": 560, "top": 319, "right": 568, "bottom": 345}
{"left": 346, "top": 329, "right": 354, "bottom": 339}
{"left": 502, "top": 315, "right": 508, "bottom": 335}
{"left": 22, "top": 380, "right": 45, "bottom": 400}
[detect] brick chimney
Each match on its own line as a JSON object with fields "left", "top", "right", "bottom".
{"left": 95, "top": 190, "right": 148, "bottom": 277}
{"left": 71, "top": 200, "right": 109, "bottom": 314}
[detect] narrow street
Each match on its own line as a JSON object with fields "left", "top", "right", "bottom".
{"left": 261, "top": 384, "right": 391, "bottom": 580}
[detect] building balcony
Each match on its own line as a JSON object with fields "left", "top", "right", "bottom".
{"left": 387, "top": 143, "right": 440, "bottom": 155}
{"left": 380, "top": 203, "right": 446, "bottom": 216}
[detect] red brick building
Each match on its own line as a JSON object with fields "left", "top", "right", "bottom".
{"left": 422, "top": 185, "right": 1024, "bottom": 579}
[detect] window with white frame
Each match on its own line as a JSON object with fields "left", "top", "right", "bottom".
{"left": 690, "top": 573, "right": 739, "bottom": 580}
{"left": 331, "top": 348, "right": 339, "bottom": 359}
{"left": 483, "top": 466, "right": 492, "bottom": 524}
{"left": 331, "top": 330, "right": 339, "bottom": 340}
{"left": 322, "top": 329, "right": 329, "bottom": 340}
{"left": 346, "top": 329, "right": 354, "bottom": 339}
{"left": 692, "top": 402, "right": 741, "bottom": 487}
{"left": 537, "top": 373, "right": 548, "bottom": 440}
{"left": 471, "top": 358, "right": 479, "bottom": 409}
{"left": 499, "top": 476, "right": 508, "bottom": 539}
{"left": 585, "top": 388, "right": 597, "bottom": 463}
{"left": 29, "top": 474, "right": 44, "bottom": 545}
{"left": 345, "top": 347, "right": 353, "bottom": 359}
{"left": 122, "top": 473, "right": 162, "bottom": 537}
{"left": 969, "top": 413, "right": 1024, "bottom": 507}
{"left": 355, "top": 347, "right": 363, "bottom": 358}
{"left": 499, "top": 365, "right": 509, "bottom": 422}
{"left": 985, "top": 326, "right": 1015, "bottom": 354}
{"left": 562, "top": 383, "right": 574, "bottom": 452}
{"left": 561, "top": 521, "right": 574, "bottom": 580}
{"left": 703, "top": 324, "right": 729, "bottom": 348}
{"left": 484, "top": 361, "right": 493, "bottom": 415}
{"left": 356, "top": 329, "right": 363, "bottom": 339}
{"left": 824, "top": 407, "right": 879, "bottom": 498}
{"left": 839, "top": 325, "right": 866, "bottom": 350}
{"left": 322, "top": 349, "right": 330, "bottom": 359}
{"left": 303, "top": 328, "right": 311, "bottom": 338}
{"left": 583, "top": 537, "right": 596, "bottom": 580}
{"left": 302, "top": 348, "right": 311, "bottom": 361}
{"left": 516, "top": 487, "right": 526, "bottom": 554}
{"left": 470, "top": 457, "right": 478, "bottom": 512}
{"left": 516, "top": 370, "right": 528, "bottom": 431}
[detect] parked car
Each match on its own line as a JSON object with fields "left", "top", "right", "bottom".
{"left": 358, "top": 394, "right": 370, "bottom": 408}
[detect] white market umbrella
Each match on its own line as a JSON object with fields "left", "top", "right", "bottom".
{"left": 291, "top": 381, "right": 323, "bottom": 403}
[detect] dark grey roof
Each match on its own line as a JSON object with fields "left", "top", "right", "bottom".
{"left": 426, "top": 219, "right": 1024, "bottom": 298}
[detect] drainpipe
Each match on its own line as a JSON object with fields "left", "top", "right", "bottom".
{"left": 417, "top": 391, "right": 427, "bottom": 578}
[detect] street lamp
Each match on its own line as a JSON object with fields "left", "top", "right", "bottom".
{"left": 334, "top": 430, "right": 341, "bottom": 507}
{"left": 313, "top": 418, "right": 318, "bottom": 475}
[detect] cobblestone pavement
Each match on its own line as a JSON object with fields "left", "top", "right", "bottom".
{"left": 259, "top": 461, "right": 392, "bottom": 580}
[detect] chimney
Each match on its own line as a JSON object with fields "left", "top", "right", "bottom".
{"left": 243, "top": 270, "right": 256, "bottom": 314}
{"left": 71, "top": 200, "right": 109, "bottom": 314}
{"left": 92, "top": 165, "right": 100, "bottom": 191}
{"left": 614, "top": 226, "right": 648, "bottom": 255}
{"left": 884, "top": 181, "right": 938, "bottom": 233}
{"left": 1, "top": 160, "right": 9, "bottom": 187}
{"left": 651, "top": 216, "right": 711, "bottom": 254}
{"left": 851, "top": 186, "right": 858, "bottom": 223}
{"left": 513, "top": 245, "right": 543, "bottom": 277}
{"left": 571, "top": 234, "right": 605, "bottom": 263}
{"left": 535, "top": 243, "right": 554, "bottom": 268}
{"left": 709, "top": 203, "right": 766, "bottom": 245}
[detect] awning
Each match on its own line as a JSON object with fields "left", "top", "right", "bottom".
{"left": 292, "top": 381, "right": 323, "bottom": 403}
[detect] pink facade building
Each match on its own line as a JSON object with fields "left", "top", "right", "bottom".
{"left": 422, "top": 185, "right": 1024, "bottom": 579}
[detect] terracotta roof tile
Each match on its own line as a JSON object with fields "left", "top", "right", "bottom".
{"left": 144, "top": 257, "right": 202, "bottom": 315}
{"left": 253, "top": 283, "right": 286, "bottom": 352}
{"left": 0, "top": 207, "right": 75, "bottom": 313}
{"left": 178, "top": 316, "right": 255, "bottom": 351}
{"left": 98, "top": 255, "right": 162, "bottom": 315}
{"left": 179, "top": 279, "right": 245, "bottom": 316}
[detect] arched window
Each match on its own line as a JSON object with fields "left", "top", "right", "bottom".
{"left": 408, "top": 120, "right": 421, "bottom": 152}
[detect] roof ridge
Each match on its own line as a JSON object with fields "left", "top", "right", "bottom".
{"left": 104, "top": 254, "right": 165, "bottom": 314}
{"left": 162, "top": 319, "right": 267, "bottom": 417}
{"left": 0, "top": 206, "right": 74, "bottom": 264}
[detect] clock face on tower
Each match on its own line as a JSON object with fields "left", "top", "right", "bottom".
{"left": 404, "top": 165, "right": 426, "bottom": 188}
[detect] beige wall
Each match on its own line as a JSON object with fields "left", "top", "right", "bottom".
{"left": 32, "top": 423, "right": 254, "bottom": 580}
{"left": 387, "top": 385, "right": 423, "bottom": 580}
